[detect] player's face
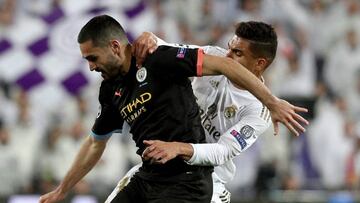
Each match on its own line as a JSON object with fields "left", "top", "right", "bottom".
{"left": 226, "top": 35, "right": 258, "bottom": 74}
{"left": 80, "top": 40, "right": 121, "bottom": 80}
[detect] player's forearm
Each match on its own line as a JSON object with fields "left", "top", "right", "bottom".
{"left": 188, "top": 143, "right": 234, "bottom": 166}
{"left": 175, "top": 141, "right": 236, "bottom": 165}
{"left": 202, "top": 55, "right": 277, "bottom": 109}
{"left": 56, "top": 136, "right": 106, "bottom": 195}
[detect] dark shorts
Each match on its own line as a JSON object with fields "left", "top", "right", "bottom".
{"left": 110, "top": 171, "right": 213, "bottom": 203}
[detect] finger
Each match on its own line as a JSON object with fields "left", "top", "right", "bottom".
{"left": 284, "top": 121, "right": 299, "bottom": 136}
{"left": 149, "top": 45, "right": 158, "bottom": 54}
{"left": 131, "top": 42, "right": 137, "bottom": 55}
{"left": 144, "top": 148, "right": 162, "bottom": 160}
{"left": 146, "top": 38, "right": 157, "bottom": 53}
{"left": 293, "top": 106, "right": 308, "bottom": 113}
{"left": 138, "top": 45, "right": 148, "bottom": 63}
{"left": 152, "top": 152, "right": 164, "bottom": 162}
{"left": 158, "top": 157, "right": 170, "bottom": 164}
{"left": 292, "top": 113, "right": 309, "bottom": 125}
{"left": 288, "top": 117, "right": 305, "bottom": 133}
{"left": 143, "top": 140, "right": 155, "bottom": 145}
{"left": 142, "top": 147, "right": 150, "bottom": 159}
{"left": 142, "top": 145, "right": 156, "bottom": 159}
{"left": 273, "top": 121, "right": 279, "bottom": 136}
{"left": 148, "top": 151, "right": 163, "bottom": 164}
{"left": 136, "top": 41, "right": 146, "bottom": 58}
{"left": 153, "top": 153, "right": 171, "bottom": 165}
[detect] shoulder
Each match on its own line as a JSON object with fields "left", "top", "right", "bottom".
{"left": 98, "top": 80, "right": 115, "bottom": 104}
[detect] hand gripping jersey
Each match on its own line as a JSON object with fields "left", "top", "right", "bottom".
{"left": 188, "top": 46, "right": 271, "bottom": 184}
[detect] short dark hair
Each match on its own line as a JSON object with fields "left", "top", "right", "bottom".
{"left": 77, "top": 15, "right": 128, "bottom": 47}
{"left": 235, "top": 21, "right": 278, "bottom": 64}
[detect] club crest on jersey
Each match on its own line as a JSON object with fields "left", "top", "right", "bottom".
{"left": 224, "top": 105, "right": 237, "bottom": 119}
{"left": 240, "top": 125, "right": 255, "bottom": 139}
{"left": 176, "top": 47, "right": 187, "bottom": 58}
{"left": 136, "top": 67, "right": 147, "bottom": 82}
{"left": 230, "top": 130, "right": 247, "bottom": 150}
{"left": 209, "top": 80, "right": 220, "bottom": 89}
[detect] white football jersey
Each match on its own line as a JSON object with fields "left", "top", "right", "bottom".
{"left": 188, "top": 46, "right": 272, "bottom": 183}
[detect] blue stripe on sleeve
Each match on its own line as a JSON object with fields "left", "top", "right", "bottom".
{"left": 90, "top": 129, "right": 122, "bottom": 140}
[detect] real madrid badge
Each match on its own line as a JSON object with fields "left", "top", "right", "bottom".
{"left": 224, "top": 105, "right": 237, "bottom": 119}
{"left": 136, "top": 67, "right": 147, "bottom": 82}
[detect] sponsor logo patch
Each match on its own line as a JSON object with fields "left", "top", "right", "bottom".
{"left": 230, "top": 130, "right": 247, "bottom": 149}
{"left": 240, "top": 125, "right": 255, "bottom": 139}
{"left": 176, "top": 47, "right": 187, "bottom": 58}
{"left": 114, "top": 89, "right": 122, "bottom": 97}
{"left": 136, "top": 67, "right": 147, "bottom": 82}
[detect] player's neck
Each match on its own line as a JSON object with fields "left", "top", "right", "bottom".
{"left": 121, "top": 44, "right": 132, "bottom": 75}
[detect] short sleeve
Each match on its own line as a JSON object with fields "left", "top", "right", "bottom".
{"left": 146, "top": 45, "right": 204, "bottom": 78}
{"left": 91, "top": 81, "right": 123, "bottom": 140}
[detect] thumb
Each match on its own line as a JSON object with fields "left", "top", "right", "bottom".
{"left": 143, "top": 140, "right": 154, "bottom": 146}
{"left": 273, "top": 120, "right": 279, "bottom": 136}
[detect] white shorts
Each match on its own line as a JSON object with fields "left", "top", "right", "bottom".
{"left": 211, "top": 173, "right": 231, "bottom": 203}
{"left": 104, "top": 163, "right": 142, "bottom": 203}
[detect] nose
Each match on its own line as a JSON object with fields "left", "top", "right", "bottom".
{"left": 89, "top": 62, "right": 96, "bottom": 71}
{"left": 226, "top": 50, "right": 233, "bottom": 59}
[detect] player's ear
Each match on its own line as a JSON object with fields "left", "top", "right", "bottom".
{"left": 110, "top": 40, "right": 121, "bottom": 54}
{"left": 256, "top": 58, "right": 267, "bottom": 70}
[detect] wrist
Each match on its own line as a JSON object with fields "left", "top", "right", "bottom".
{"left": 175, "top": 142, "right": 194, "bottom": 161}
{"left": 56, "top": 185, "right": 68, "bottom": 196}
{"left": 263, "top": 95, "right": 279, "bottom": 111}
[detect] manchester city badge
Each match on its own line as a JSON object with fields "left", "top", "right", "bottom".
{"left": 136, "top": 67, "right": 147, "bottom": 82}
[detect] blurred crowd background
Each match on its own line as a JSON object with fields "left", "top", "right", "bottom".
{"left": 1, "top": 0, "right": 360, "bottom": 202}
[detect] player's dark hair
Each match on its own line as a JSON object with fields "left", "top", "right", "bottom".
{"left": 235, "top": 21, "right": 277, "bottom": 64}
{"left": 77, "top": 15, "right": 128, "bottom": 47}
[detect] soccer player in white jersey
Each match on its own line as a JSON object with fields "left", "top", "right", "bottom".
{"left": 106, "top": 21, "right": 307, "bottom": 203}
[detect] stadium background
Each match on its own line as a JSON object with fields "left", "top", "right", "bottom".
{"left": 0, "top": 0, "right": 360, "bottom": 202}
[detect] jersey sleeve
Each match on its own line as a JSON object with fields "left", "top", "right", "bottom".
{"left": 187, "top": 105, "right": 271, "bottom": 166}
{"left": 201, "top": 45, "right": 227, "bottom": 57}
{"left": 146, "top": 45, "right": 204, "bottom": 78}
{"left": 91, "top": 81, "right": 124, "bottom": 140}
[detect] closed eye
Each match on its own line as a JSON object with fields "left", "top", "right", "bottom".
{"left": 85, "top": 55, "right": 98, "bottom": 62}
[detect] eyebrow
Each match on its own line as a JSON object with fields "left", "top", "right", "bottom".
{"left": 227, "top": 41, "right": 241, "bottom": 51}
{"left": 228, "top": 44, "right": 243, "bottom": 53}
{"left": 84, "top": 55, "right": 97, "bottom": 61}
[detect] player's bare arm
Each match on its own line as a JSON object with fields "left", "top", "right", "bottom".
{"left": 201, "top": 54, "right": 308, "bottom": 136}
{"left": 39, "top": 136, "right": 107, "bottom": 203}
{"left": 133, "top": 32, "right": 308, "bottom": 136}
